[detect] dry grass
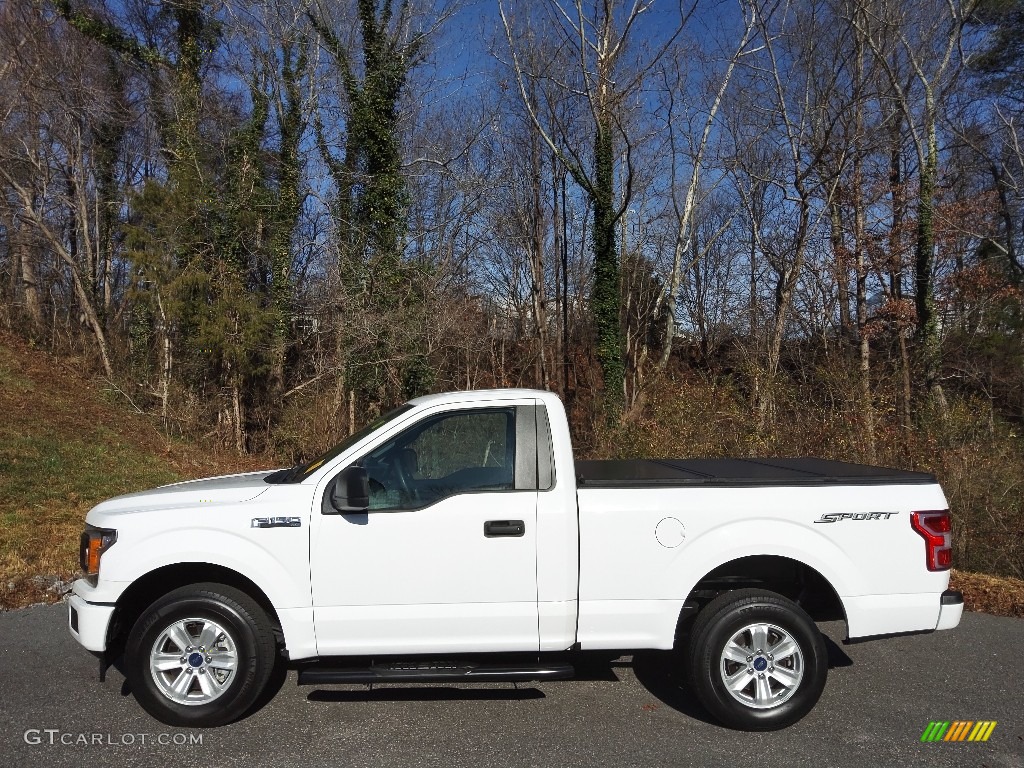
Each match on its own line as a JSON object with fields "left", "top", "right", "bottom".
{"left": 0, "top": 332, "right": 269, "bottom": 610}
{"left": 950, "top": 569, "right": 1024, "bottom": 618}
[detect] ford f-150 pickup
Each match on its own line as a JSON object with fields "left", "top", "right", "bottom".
{"left": 68, "top": 388, "right": 963, "bottom": 730}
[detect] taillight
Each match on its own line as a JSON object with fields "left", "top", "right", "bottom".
{"left": 911, "top": 510, "right": 952, "bottom": 571}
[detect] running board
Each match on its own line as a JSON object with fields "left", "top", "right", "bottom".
{"left": 297, "top": 661, "right": 575, "bottom": 686}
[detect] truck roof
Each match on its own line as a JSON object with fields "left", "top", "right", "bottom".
{"left": 408, "top": 388, "right": 556, "bottom": 407}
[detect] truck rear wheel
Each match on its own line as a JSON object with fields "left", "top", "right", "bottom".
{"left": 685, "top": 588, "right": 828, "bottom": 730}
{"left": 124, "top": 583, "right": 277, "bottom": 727}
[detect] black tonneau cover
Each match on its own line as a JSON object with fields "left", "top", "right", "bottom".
{"left": 575, "top": 457, "right": 936, "bottom": 488}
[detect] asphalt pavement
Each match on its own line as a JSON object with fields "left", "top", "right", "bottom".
{"left": 0, "top": 603, "right": 1021, "bottom": 768}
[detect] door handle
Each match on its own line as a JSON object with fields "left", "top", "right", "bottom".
{"left": 484, "top": 520, "right": 525, "bottom": 537}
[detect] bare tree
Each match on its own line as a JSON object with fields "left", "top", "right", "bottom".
{"left": 499, "top": 0, "right": 693, "bottom": 409}
{"left": 655, "top": 1, "right": 758, "bottom": 369}
{"left": 851, "top": 0, "right": 980, "bottom": 413}
{"left": 0, "top": 3, "right": 121, "bottom": 373}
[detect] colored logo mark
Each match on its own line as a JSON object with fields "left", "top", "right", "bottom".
{"left": 920, "top": 721, "right": 997, "bottom": 742}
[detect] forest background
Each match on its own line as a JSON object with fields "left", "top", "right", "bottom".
{"left": 1, "top": 0, "right": 1023, "bottom": 585}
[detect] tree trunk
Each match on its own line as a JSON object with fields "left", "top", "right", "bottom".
{"left": 898, "top": 332, "right": 913, "bottom": 429}
{"left": 992, "top": 163, "right": 1021, "bottom": 276}
{"left": 552, "top": 154, "right": 564, "bottom": 394}
{"left": 9, "top": 208, "right": 44, "bottom": 332}
{"left": 830, "top": 202, "right": 853, "bottom": 341}
{"left": 268, "top": 39, "right": 307, "bottom": 402}
{"left": 155, "top": 289, "right": 172, "bottom": 430}
{"left": 851, "top": 28, "right": 876, "bottom": 461}
{"left": 529, "top": 119, "right": 549, "bottom": 390}
{"left": 748, "top": 213, "right": 760, "bottom": 415}
{"left": 763, "top": 194, "right": 812, "bottom": 420}
{"left": 68, "top": 260, "right": 114, "bottom": 376}
{"left": 232, "top": 374, "right": 246, "bottom": 454}
{"left": 915, "top": 95, "right": 947, "bottom": 417}
{"left": 22, "top": 234, "right": 44, "bottom": 334}
{"left": 657, "top": 230, "right": 685, "bottom": 370}
{"left": 853, "top": 157, "right": 876, "bottom": 462}
{"left": 95, "top": 64, "right": 126, "bottom": 332}
{"left": 889, "top": 141, "right": 913, "bottom": 429}
{"left": 592, "top": 117, "right": 623, "bottom": 409}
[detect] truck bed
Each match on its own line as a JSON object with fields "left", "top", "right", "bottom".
{"left": 575, "top": 457, "right": 936, "bottom": 487}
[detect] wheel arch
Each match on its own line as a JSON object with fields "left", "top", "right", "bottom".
{"left": 675, "top": 554, "right": 847, "bottom": 643}
{"left": 106, "top": 563, "right": 282, "bottom": 656}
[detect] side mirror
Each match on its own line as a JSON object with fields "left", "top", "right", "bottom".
{"left": 328, "top": 465, "right": 370, "bottom": 513}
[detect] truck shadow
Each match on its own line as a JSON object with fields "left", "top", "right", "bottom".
{"left": 630, "top": 651, "right": 720, "bottom": 725}
{"left": 299, "top": 637, "right": 854, "bottom": 714}
{"left": 114, "top": 635, "right": 852, "bottom": 719}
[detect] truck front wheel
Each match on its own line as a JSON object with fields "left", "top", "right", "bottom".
{"left": 124, "top": 583, "right": 277, "bottom": 727}
{"left": 685, "top": 588, "right": 828, "bottom": 730}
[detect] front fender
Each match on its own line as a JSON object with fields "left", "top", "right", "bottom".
{"left": 92, "top": 524, "right": 311, "bottom": 612}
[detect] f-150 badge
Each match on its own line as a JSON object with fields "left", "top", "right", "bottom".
{"left": 251, "top": 517, "right": 302, "bottom": 528}
{"left": 814, "top": 512, "right": 898, "bottom": 523}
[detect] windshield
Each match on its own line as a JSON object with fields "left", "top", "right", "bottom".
{"left": 264, "top": 403, "right": 416, "bottom": 484}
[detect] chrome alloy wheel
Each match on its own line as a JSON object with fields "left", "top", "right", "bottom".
{"left": 719, "top": 622, "right": 804, "bottom": 709}
{"left": 149, "top": 617, "right": 239, "bottom": 706}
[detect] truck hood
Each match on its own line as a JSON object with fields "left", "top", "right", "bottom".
{"left": 87, "top": 470, "right": 279, "bottom": 518}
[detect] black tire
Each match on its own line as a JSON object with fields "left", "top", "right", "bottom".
{"left": 685, "top": 588, "right": 828, "bottom": 731}
{"left": 124, "top": 583, "right": 277, "bottom": 727}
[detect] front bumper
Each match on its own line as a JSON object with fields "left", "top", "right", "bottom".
{"left": 935, "top": 589, "right": 964, "bottom": 631}
{"left": 68, "top": 593, "right": 115, "bottom": 653}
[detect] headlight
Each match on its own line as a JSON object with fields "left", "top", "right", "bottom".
{"left": 79, "top": 526, "right": 117, "bottom": 583}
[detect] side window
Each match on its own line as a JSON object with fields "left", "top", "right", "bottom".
{"left": 363, "top": 408, "right": 517, "bottom": 511}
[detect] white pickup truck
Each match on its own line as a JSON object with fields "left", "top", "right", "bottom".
{"left": 69, "top": 388, "right": 963, "bottom": 730}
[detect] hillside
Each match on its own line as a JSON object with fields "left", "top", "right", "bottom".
{"left": 0, "top": 334, "right": 1020, "bottom": 617}
{"left": 0, "top": 334, "right": 268, "bottom": 609}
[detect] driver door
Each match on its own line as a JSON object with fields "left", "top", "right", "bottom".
{"left": 310, "top": 403, "right": 540, "bottom": 655}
